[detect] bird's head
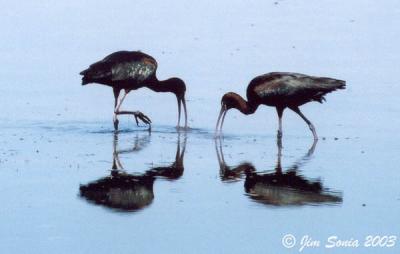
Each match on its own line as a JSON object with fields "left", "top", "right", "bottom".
{"left": 221, "top": 92, "right": 244, "bottom": 110}
{"left": 162, "top": 77, "right": 188, "bottom": 128}
{"left": 167, "top": 77, "right": 186, "bottom": 101}
{"left": 215, "top": 92, "right": 248, "bottom": 134}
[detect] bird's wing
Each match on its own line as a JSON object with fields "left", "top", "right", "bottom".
{"left": 80, "top": 51, "right": 157, "bottom": 82}
{"left": 79, "top": 51, "right": 126, "bottom": 79}
{"left": 103, "top": 51, "right": 157, "bottom": 81}
{"left": 252, "top": 73, "right": 345, "bottom": 99}
{"left": 111, "top": 59, "right": 157, "bottom": 82}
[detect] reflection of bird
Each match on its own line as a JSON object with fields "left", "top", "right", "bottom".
{"left": 215, "top": 141, "right": 254, "bottom": 182}
{"left": 216, "top": 72, "right": 345, "bottom": 139}
{"left": 215, "top": 138, "right": 342, "bottom": 206}
{"left": 80, "top": 51, "right": 188, "bottom": 130}
{"left": 79, "top": 170, "right": 156, "bottom": 211}
{"left": 148, "top": 136, "right": 186, "bottom": 180}
{"left": 79, "top": 133, "right": 186, "bottom": 212}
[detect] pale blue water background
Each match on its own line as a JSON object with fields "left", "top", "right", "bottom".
{"left": 0, "top": 1, "right": 399, "bottom": 253}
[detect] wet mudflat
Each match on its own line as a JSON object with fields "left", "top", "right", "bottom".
{"left": 1, "top": 0, "right": 400, "bottom": 253}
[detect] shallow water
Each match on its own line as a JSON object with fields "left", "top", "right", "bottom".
{"left": 1, "top": 0, "right": 400, "bottom": 253}
{"left": 1, "top": 122, "right": 399, "bottom": 253}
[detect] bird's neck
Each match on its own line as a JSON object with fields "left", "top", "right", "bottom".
{"left": 235, "top": 96, "right": 258, "bottom": 115}
{"left": 147, "top": 78, "right": 172, "bottom": 93}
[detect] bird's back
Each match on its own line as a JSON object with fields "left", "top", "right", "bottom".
{"left": 247, "top": 72, "right": 345, "bottom": 106}
{"left": 80, "top": 51, "right": 158, "bottom": 86}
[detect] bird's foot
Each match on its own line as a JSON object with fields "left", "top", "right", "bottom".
{"left": 133, "top": 111, "right": 152, "bottom": 126}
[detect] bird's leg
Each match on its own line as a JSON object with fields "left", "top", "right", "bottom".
{"left": 276, "top": 107, "right": 284, "bottom": 139}
{"left": 290, "top": 106, "right": 318, "bottom": 140}
{"left": 113, "top": 90, "right": 127, "bottom": 130}
{"left": 113, "top": 89, "right": 152, "bottom": 128}
{"left": 115, "top": 90, "right": 128, "bottom": 112}
{"left": 113, "top": 88, "right": 121, "bottom": 131}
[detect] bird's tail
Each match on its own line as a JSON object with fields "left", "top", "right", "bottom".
{"left": 321, "top": 78, "right": 346, "bottom": 90}
{"left": 332, "top": 79, "right": 346, "bottom": 90}
{"left": 312, "top": 78, "right": 346, "bottom": 103}
{"left": 80, "top": 61, "right": 111, "bottom": 85}
{"left": 80, "top": 69, "right": 91, "bottom": 85}
{"left": 80, "top": 68, "right": 88, "bottom": 75}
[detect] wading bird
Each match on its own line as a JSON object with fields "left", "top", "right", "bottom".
{"left": 80, "top": 51, "right": 188, "bottom": 130}
{"left": 215, "top": 72, "right": 345, "bottom": 139}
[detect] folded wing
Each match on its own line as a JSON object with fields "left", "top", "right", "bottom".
{"left": 251, "top": 72, "right": 346, "bottom": 103}
{"left": 80, "top": 51, "right": 157, "bottom": 85}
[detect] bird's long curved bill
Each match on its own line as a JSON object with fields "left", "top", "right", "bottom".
{"left": 182, "top": 98, "right": 188, "bottom": 128}
{"left": 177, "top": 97, "right": 188, "bottom": 129}
{"left": 215, "top": 105, "right": 227, "bottom": 134}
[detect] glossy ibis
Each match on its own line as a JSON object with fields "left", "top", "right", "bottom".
{"left": 215, "top": 72, "right": 345, "bottom": 139}
{"left": 215, "top": 137, "right": 342, "bottom": 206}
{"left": 80, "top": 51, "right": 187, "bottom": 130}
